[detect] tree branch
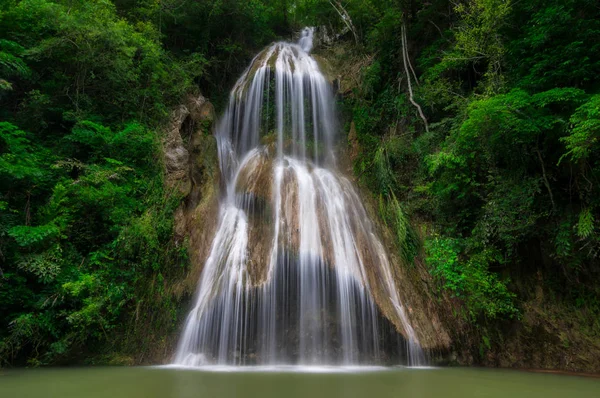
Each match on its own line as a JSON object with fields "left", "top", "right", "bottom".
{"left": 402, "top": 23, "right": 419, "bottom": 86}
{"left": 329, "top": 1, "right": 359, "bottom": 44}
{"left": 536, "top": 147, "right": 556, "bottom": 213}
{"left": 400, "top": 22, "right": 429, "bottom": 133}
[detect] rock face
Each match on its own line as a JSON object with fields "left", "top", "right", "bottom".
{"left": 163, "top": 93, "right": 220, "bottom": 297}
{"left": 359, "top": 193, "right": 454, "bottom": 354}
{"left": 161, "top": 92, "right": 453, "bottom": 365}
{"left": 308, "top": 35, "right": 456, "bottom": 360}
{"left": 172, "top": 35, "right": 451, "bottom": 366}
{"left": 164, "top": 105, "right": 192, "bottom": 197}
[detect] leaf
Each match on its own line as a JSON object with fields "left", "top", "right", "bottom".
{"left": 8, "top": 224, "right": 60, "bottom": 247}
{"left": 17, "top": 245, "right": 63, "bottom": 283}
{"left": 577, "top": 208, "right": 594, "bottom": 239}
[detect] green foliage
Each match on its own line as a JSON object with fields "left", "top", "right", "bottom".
{"left": 425, "top": 237, "right": 518, "bottom": 321}
{"left": 560, "top": 95, "right": 600, "bottom": 162}
{"left": 506, "top": 0, "right": 600, "bottom": 91}
{"left": 1, "top": 0, "right": 193, "bottom": 125}
{"left": 17, "top": 244, "right": 63, "bottom": 284}
{"left": 373, "top": 145, "right": 396, "bottom": 196}
{"left": 120, "top": 0, "right": 292, "bottom": 96}
{"left": 8, "top": 224, "right": 60, "bottom": 247}
{"left": 452, "top": 0, "right": 511, "bottom": 94}
{"left": 0, "top": 119, "right": 183, "bottom": 364}
{"left": 1, "top": 0, "right": 599, "bottom": 364}
{"left": 324, "top": 0, "right": 600, "bottom": 332}
{"left": 0, "top": 122, "right": 49, "bottom": 184}
{"left": 0, "top": 39, "right": 30, "bottom": 92}
{"left": 577, "top": 208, "right": 594, "bottom": 239}
{"left": 379, "top": 193, "right": 419, "bottom": 265}
{"left": 0, "top": 0, "right": 296, "bottom": 367}
{"left": 0, "top": 0, "right": 190, "bottom": 366}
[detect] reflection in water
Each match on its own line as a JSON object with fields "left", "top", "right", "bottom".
{"left": 0, "top": 367, "right": 599, "bottom": 398}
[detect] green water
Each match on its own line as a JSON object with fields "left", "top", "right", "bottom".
{"left": 0, "top": 366, "right": 598, "bottom": 398}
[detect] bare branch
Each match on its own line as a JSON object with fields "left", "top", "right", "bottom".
{"left": 329, "top": 1, "right": 359, "bottom": 44}
{"left": 400, "top": 22, "right": 429, "bottom": 133}
{"left": 536, "top": 147, "right": 556, "bottom": 213}
{"left": 402, "top": 24, "right": 419, "bottom": 86}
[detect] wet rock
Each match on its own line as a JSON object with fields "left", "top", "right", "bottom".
{"left": 164, "top": 105, "right": 191, "bottom": 196}
{"left": 163, "top": 92, "right": 220, "bottom": 296}
{"left": 187, "top": 93, "right": 215, "bottom": 124}
{"left": 235, "top": 149, "right": 274, "bottom": 202}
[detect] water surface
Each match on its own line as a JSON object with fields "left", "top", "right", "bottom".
{"left": 1, "top": 366, "right": 598, "bottom": 398}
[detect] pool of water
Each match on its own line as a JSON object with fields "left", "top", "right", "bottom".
{"left": 0, "top": 366, "right": 598, "bottom": 398}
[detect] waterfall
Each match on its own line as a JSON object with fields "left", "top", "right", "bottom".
{"left": 173, "top": 29, "right": 424, "bottom": 367}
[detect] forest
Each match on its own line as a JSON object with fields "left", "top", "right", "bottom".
{"left": 1, "top": 0, "right": 599, "bottom": 370}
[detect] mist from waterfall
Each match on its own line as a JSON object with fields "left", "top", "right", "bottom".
{"left": 173, "top": 28, "right": 425, "bottom": 367}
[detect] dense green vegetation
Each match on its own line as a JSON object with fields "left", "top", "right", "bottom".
{"left": 1, "top": 0, "right": 599, "bottom": 367}
{"left": 304, "top": 0, "right": 600, "bottom": 338}
{"left": 0, "top": 0, "right": 291, "bottom": 365}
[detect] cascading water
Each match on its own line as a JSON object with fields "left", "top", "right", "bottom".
{"left": 173, "top": 28, "right": 425, "bottom": 367}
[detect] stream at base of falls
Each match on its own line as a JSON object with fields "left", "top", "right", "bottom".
{"left": 1, "top": 366, "right": 598, "bottom": 398}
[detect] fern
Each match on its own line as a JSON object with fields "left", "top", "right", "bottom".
{"left": 18, "top": 245, "right": 63, "bottom": 284}
{"left": 560, "top": 95, "right": 600, "bottom": 162}
{"left": 379, "top": 192, "right": 419, "bottom": 265}
{"left": 8, "top": 224, "right": 60, "bottom": 248}
{"left": 577, "top": 208, "right": 595, "bottom": 239}
{"left": 0, "top": 40, "right": 30, "bottom": 83}
{"left": 373, "top": 144, "right": 395, "bottom": 195}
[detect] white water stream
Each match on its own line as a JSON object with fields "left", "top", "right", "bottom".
{"left": 173, "top": 28, "right": 424, "bottom": 367}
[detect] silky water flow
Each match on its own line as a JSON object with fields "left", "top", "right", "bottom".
{"left": 173, "top": 28, "right": 425, "bottom": 368}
